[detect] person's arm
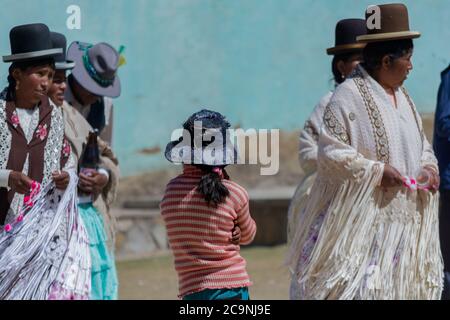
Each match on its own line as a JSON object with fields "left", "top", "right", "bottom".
{"left": 99, "top": 100, "right": 113, "bottom": 146}
{"left": 98, "top": 137, "right": 119, "bottom": 166}
{"left": 78, "top": 136, "right": 120, "bottom": 203}
{"left": 299, "top": 120, "right": 319, "bottom": 173}
{"left": 0, "top": 169, "right": 11, "bottom": 188}
{"left": 434, "top": 68, "right": 450, "bottom": 138}
{"left": 408, "top": 100, "right": 440, "bottom": 190}
{"left": 416, "top": 112, "right": 439, "bottom": 173}
{"left": 96, "top": 137, "right": 120, "bottom": 206}
{"left": 299, "top": 98, "right": 329, "bottom": 173}
{"left": 318, "top": 101, "right": 387, "bottom": 186}
{"left": 6, "top": 171, "right": 33, "bottom": 194}
{"left": 235, "top": 191, "right": 257, "bottom": 245}
{"left": 96, "top": 155, "right": 120, "bottom": 207}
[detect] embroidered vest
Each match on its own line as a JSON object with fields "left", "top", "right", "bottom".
{"left": 0, "top": 97, "right": 69, "bottom": 224}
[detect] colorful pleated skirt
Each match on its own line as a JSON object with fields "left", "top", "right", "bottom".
{"left": 78, "top": 203, "right": 118, "bottom": 300}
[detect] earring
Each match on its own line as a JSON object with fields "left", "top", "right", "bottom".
{"left": 341, "top": 74, "right": 345, "bottom": 80}
{"left": 15, "top": 80, "right": 20, "bottom": 91}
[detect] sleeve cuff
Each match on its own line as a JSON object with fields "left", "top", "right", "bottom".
{"left": 371, "top": 161, "right": 385, "bottom": 187}
{"left": 0, "top": 169, "right": 12, "bottom": 188}
{"left": 98, "top": 168, "right": 110, "bottom": 181}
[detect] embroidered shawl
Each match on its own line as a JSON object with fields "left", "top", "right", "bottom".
{"left": 287, "top": 65, "right": 443, "bottom": 300}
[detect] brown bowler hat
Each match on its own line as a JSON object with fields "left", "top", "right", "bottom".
{"left": 326, "top": 19, "right": 367, "bottom": 55}
{"left": 357, "top": 3, "right": 420, "bottom": 43}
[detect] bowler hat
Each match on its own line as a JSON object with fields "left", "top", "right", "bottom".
{"left": 327, "top": 19, "right": 367, "bottom": 55}
{"left": 51, "top": 32, "right": 75, "bottom": 70}
{"left": 357, "top": 3, "right": 420, "bottom": 43}
{"left": 2, "top": 23, "right": 62, "bottom": 63}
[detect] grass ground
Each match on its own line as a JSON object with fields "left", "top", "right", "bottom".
{"left": 117, "top": 244, "right": 290, "bottom": 300}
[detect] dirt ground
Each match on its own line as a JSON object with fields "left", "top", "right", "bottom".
{"left": 117, "top": 245, "right": 290, "bottom": 300}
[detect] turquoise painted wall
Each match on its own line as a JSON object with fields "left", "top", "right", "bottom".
{"left": 1, "top": 0, "right": 449, "bottom": 176}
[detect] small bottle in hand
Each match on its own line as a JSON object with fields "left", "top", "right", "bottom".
{"left": 79, "top": 130, "right": 100, "bottom": 201}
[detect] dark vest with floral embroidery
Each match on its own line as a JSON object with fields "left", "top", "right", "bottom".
{"left": 0, "top": 97, "right": 69, "bottom": 224}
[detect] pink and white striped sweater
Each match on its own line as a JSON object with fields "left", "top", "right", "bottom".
{"left": 160, "top": 165, "right": 257, "bottom": 298}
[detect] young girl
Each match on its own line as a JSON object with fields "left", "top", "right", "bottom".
{"left": 160, "top": 109, "right": 257, "bottom": 300}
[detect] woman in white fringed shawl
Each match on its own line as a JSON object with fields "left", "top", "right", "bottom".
{"left": 287, "top": 3, "right": 443, "bottom": 300}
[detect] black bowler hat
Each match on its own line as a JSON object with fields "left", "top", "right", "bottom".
{"left": 326, "top": 19, "right": 367, "bottom": 55}
{"left": 2, "top": 23, "right": 62, "bottom": 63}
{"left": 50, "top": 32, "right": 75, "bottom": 70}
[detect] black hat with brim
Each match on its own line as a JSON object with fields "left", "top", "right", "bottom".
{"left": 50, "top": 32, "right": 75, "bottom": 70}
{"left": 3, "top": 23, "right": 62, "bottom": 63}
{"left": 327, "top": 19, "right": 367, "bottom": 55}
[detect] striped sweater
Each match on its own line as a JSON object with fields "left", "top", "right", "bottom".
{"left": 160, "top": 165, "right": 257, "bottom": 298}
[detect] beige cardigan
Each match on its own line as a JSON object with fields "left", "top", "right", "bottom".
{"left": 61, "top": 100, "right": 120, "bottom": 246}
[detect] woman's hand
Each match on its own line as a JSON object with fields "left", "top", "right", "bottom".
{"left": 52, "top": 171, "right": 70, "bottom": 190}
{"left": 381, "top": 164, "right": 404, "bottom": 188}
{"left": 78, "top": 171, "right": 108, "bottom": 195}
{"left": 8, "top": 171, "right": 32, "bottom": 194}
{"left": 422, "top": 166, "right": 440, "bottom": 192}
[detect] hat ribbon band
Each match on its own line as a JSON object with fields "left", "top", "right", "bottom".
{"left": 82, "top": 47, "right": 115, "bottom": 88}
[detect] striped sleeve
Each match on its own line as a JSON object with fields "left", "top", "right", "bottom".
{"left": 236, "top": 198, "right": 256, "bottom": 245}
{"left": 228, "top": 183, "right": 256, "bottom": 245}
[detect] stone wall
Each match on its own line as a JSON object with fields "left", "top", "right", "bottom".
{"left": 114, "top": 187, "right": 295, "bottom": 259}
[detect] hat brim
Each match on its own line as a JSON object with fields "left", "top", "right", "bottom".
{"left": 165, "top": 140, "right": 239, "bottom": 165}
{"left": 55, "top": 60, "right": 75, "bottom": 70}
{"left": 326, "top": 43, "right": 366, "bottom": 55}
{"left": 356, "top": 31, "right": 421, "bottom": 43}
{"left": 2, "top": 48, "right": 62, "bottom": 63}
{"left": 67, "top": 42, "right": 121, "bottom": 98}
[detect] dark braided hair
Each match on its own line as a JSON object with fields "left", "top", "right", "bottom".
{"left": 196, "top": 165, "right": 230, "bottom": 207}
{"left": 331, "top": 51, "right": 363, "bottom": 84}
{"left": 5, "top": 58, "right": 55, "bottom": 101}
{"left": 181, "top": 109, "right": 233, "bottom": 206}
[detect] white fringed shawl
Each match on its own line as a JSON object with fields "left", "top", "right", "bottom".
{"left": 287, "top": 65, "right": 443, "bottom": 300}
{"left": 287, "top": 92, "right": 332, "bottom": 245}
{"left": 0, "top": 170, "right": 91, "bottom": 300}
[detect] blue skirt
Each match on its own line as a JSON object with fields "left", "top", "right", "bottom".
{"left": 78, "top": 203, "right": 118, "bottom": 300}
{"left": 183, "top": 287, "right": 250, "bottom": 300}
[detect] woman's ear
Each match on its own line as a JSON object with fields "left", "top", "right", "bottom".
{"left": 336, "top": 60, "right": 346, "bottom": 77}
{"left": 381, "top": 55, "right": 391, "bottom": 70}
{"left": 12, "top": 68, "right": 22, "bottom": 82}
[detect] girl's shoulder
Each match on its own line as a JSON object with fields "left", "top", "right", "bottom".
{"left": 165, "top": 174, "right": 185, "bottom": 187}
{"left": 222, "top": 179, "right": 249, "bottom": 201}
{"left": 164, "top": 173, "right": 199, "bottom": 190}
